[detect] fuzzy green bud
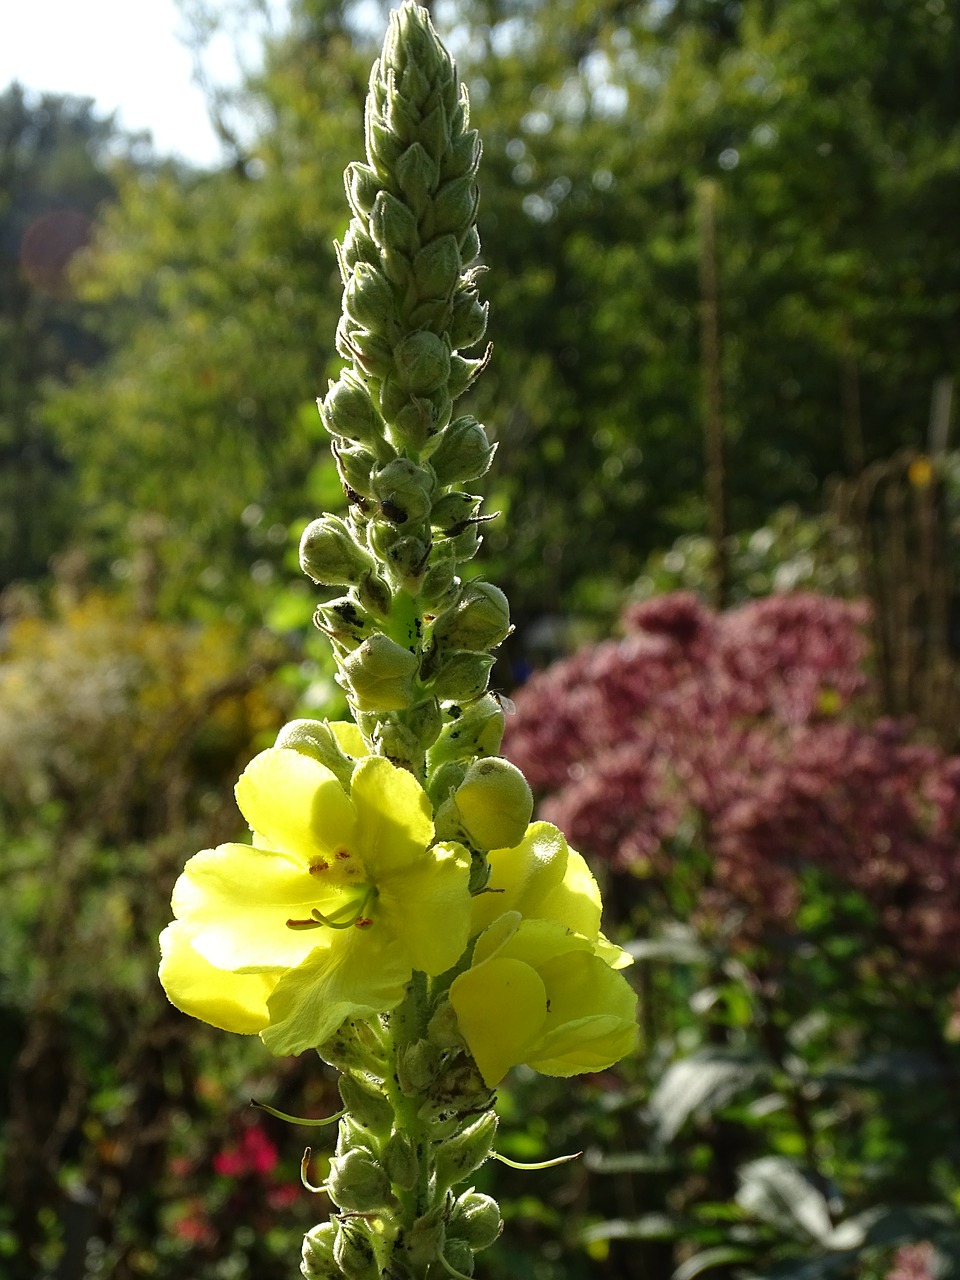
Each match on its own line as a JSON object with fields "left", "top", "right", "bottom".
{"left": 372, "top": 457, "right": 434, "bottom": 524}
{"left": 333, "top": 1216, "right": 380, "bottom": 1280}
{"left": 334, "top": 441, "right": 378, "bottom": 499}
{"left": 420, "top": 555, "right": 459, "bottom": 608}
{"left": 403, "top": 1208, "right": 446, "bottom": 1273}
{"left": 428, "top": 694, "right": 505, "bottom": 766}
{"left": 449, "top": 286, "right": 489, "bottom": 351}
{"left": 338, "top": 1072, "right": 394, "bottom": 1136}
{"left": 429, "top": 417, "right": 495, "bottom": 485}
{"left": 427, "top": 650, "right": 495, "bottom": 701}
{"left": 382, "top": 1130, "right": 420, "bottom": 1191}
{"left": 328, "top": 1148, "right": 392, "bottom": 1213}
{"left": 412, "top": 234, "right": 461, "bottom": 301}
{"left": 341, "top": 633, "right": 418, "bottom": 711}
{"left": 396, "top": 1037, "right": 442, "bottom": 1096}
{"left": 432, "top": 581, "right": 511, "bottom": 652}
{"left": 344, "top": 261, "right": 395, "bottom": 331}
{"left": 383, "top": 534, "right": 431, "bottom": 589}
{"left": 320, "top": 373, "right": 383, "bottom": 447}
{"left": 443, "top": 1239, "right": 476, "bottom": 1276}
{"left": 449, "top": 1190, "right": 503, "bottom": 1250}
{"left": 371, "top": 697, "right": 442, "bottom": 760}
{"left": 371, "top": 189, "right": 419, "bottom": 257}
{"left": 274, "top": 719, "right": 356, "bottom": 788}
{"left": 301, "top": 1222, "right": 340, "bottom": 1280}
{"left": 447, "top": 757, "right": 533, "bottom": 852}
{"left": 431, "top": 490, "right": 482, "bottom": 534}
{"left": 315, "top": 595, "right": 375, "bottom": 650}
{"left": 317, "top": 1019, "right": 387, "bottom": 1075}
{"left": 393, "top": 329, "right": 451, "bottom": 395}
{"left": 300, "top": 515, "right": 376, "bottom": 587}
{"left": 434, "top": 1111, "right": 498, "bottom": 1190}
{"left": 396, "top": 142, "right": 439, "bottom": 212}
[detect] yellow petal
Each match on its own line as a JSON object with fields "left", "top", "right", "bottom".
{"left": 159, "top": 922, "right": 277, "bottom": 1034}
{"left": 535, "top": 847, "right": 603, "bottom": 941}
{"left": 527, "top": 951, "right": 637, "bottom": 1076}
{"left": 261, "top": 929, "right": 411, "bottom": 1056}
{"left": 471, "top": 822, "right": 568, "bottom": 935}
{"left": 351, "top": 756, "right": 434, "bottom": 871}
{"left": 329, "top": 720, "right": 368, "bottom": 757}
{"left": 235, "top": 748, "right": 358, "bottom": 864}
{"left": 378, "top": 840, "right": 471, "bottom": 974}
{"left": 172, "top": 844, "right": 336, "bottom": 970}
{"left": 449, "top": 957, "right": 546, "bottom": 1086}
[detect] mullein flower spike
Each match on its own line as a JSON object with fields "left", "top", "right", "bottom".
{"left": 159, "top": 5, "right": 637, "bottom": 1276}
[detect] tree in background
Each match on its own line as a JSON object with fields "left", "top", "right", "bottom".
{"left": 0, "top": 87, "right": 137, "bottom": 586}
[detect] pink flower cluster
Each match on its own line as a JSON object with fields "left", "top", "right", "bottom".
{"left": 504, "top": 593, "right": 960, "bottom": 964}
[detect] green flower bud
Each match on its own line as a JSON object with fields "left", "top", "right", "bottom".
{"left": 391, "top": 395, "right": 441, "bottom": 452}
{"left": 450, "top": 758, "right": 533, "bottom": 852}
{"left": 371, "top": 697, "right": 442, "bottom": 760}
{"left": 412, "top": 234, "right": 461, "bottom": 301}
{"left": 274, "top": 719, "right": 355, "bottom": 788}
{"left": 341, "top": 633, "right": 418, "bottom": 712}
{"left": 334, "top": 441, "right": 378, "bottom": 499}
{"left": 428, "top": 694, "right": 505, "bottom": 767}
{"left": 320, "top": 372, "right": 383, "bottom": 446}
{"left": 403, "top": 1208, "right": 446, "bottom": 1273}
{"left": 336, "top": 1113, "right": 379, "bottom": 1159}
{"left": 328, "top": 1148, "right": 392, "bottom": 1213}
{"left": 428, "top": 175, "right": 478, "bottom": 238}
{"left": 443, "top": 1239, "right": 476, "bottom": 1276}
{"left": 356, "top": 568, "right": 392, "bottom": 618}
{"left": 371, "top": 189, "right": 419, "bottom": 257}
{"left": 344, "top": 161, "right": 381, "bottom": 220}
{"left": 431, "top": 491, "right": 482, "bottom": 533}
{"left": 367, "top": 117, "right": 405, "bottom": 172}
{"left": 396, "top": 142, "right": 439, "bottom": 212}
{"left": 338, "top": 1071, "right": 394, "bottom": 1137}
{"left": 344, "top": 261, "right": 395, "bottom": 331}
{"left": 382, "top": 1130, "right": 420, "bottom": 1191}
{"left": 450, "top": 521, "right": 485, "bottom": 561}
{"left": 372, "top": 457, "right": 434, "bottom": 524}
{"left": 385, "top": 535, "right": 431, "bottom": 590}
{"left": 434, "top": 1111, "right": 498, "bottom": 1190}
{"left": 317, "top": 1019, "right": 387, "bottom": 1074}
{"left": 449, "top": 288, "right": 488, "bottom": 351}
{"left": 301, "top": 1221, "right": 340, "bottom": 1280}
{"left": 426, "top": 997, "right": 463, "bottom": 1050}
{"left": 334, "top": 1216, "right": 380, "bottom": 1280}
{"left": 394, "top": 330, "right": 451, "bottom": 395}
{"left": 338, "top": 223, "right": 379, "bottom": 273}
{"left": 427, "top": 650, "right": 495, "bottom": 701}
{"left": 432, "top": 581, "right": 511, "bottom": 652}
{"left": 449, "top": 1190, "right": 503, "bottom": 1250}
{"left": 426, "top": 758, "right": 466, "bottom": 809}
{"left": 396, "top": 1037, "right": 442, "bottom": 1095}
{"left": 458, "top": 224, "right": 481, "bottom": 266}
{"left": 448, "top": 348, "right": 490, "bottom": 398}
{"left": 315, "top": 595, "right": 374, "bottom": 650}
{"left": 345, "top": 324, "right": 395, "bottom": 379}
{"left": 300, "top": 515, "right": 376, "bottom": 587}
{"left": 440, "top": 128, "right": 480, "bottom": 183}
{"left": 420, "top": 555, "right": 459, "bottom": 608}
{"left": 429, "top": 417, "right": 495, "bottom": 485}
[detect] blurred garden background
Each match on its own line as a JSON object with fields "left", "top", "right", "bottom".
{"left": 3, "top": 0, "right": 960, "bottom": 1276}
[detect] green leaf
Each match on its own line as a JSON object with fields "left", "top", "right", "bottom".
{"left": 649, "top": 1048, "right": 771, "bottom": 1142}
{"left": 735, "top": 1157, "right": 833, "bottom": 1245}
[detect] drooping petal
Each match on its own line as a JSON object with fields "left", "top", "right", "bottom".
{"left": 351, "top": 756, "right": 435, "bottom": 871}
{"left": 533, "top": 847, "right": 603, "bottom": 940}
{"left": 173, "top": 844, "right": 337, "bottom": 971}
{"left": 449, "top": 956, "right": 547, "bottom": 1086}
{"left": 526, "top": 951, "right": 638, "bottom": 1076}
{"left": 377, "top": 840, "right": 471, "bottom": 974}
{"left": 159, "top": 922, "right": 277, "bottom": 1034}
{"left": 235, "top": 748, "right": 358, "bottom": 864}
{"left": 261, "top": 929, "right": 411, "bottom": 1056}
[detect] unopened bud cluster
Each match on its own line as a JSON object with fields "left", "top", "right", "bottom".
{"left": 298, "top": 0, "right": 507, "bottom": 778}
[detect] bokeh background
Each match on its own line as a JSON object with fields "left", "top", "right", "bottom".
{"left": 3, "top": 0, "right": 960, "bottom": 1276}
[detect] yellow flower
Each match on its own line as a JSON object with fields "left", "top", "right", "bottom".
{"left": 447, "top": 821, "right": 636, "bottom": 1085}
{"left": 448, "top": 911, "right": 637, "bottom": 1086}
{"left": 471, "top": 821, "right": 630, "bottom": 969}
{"left": 160, "top": 735, "right": 471, "bottom": 1056}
